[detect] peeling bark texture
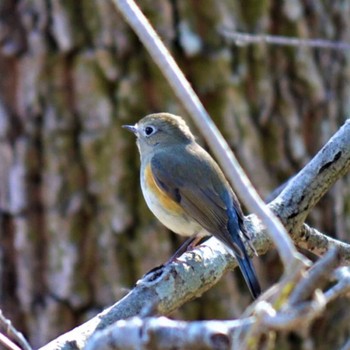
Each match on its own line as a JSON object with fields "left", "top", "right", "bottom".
{"left": 0, "top": 0, "right": 349, "bottom": 349}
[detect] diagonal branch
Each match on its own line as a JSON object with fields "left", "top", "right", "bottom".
{"left": 270, "top": 119, "right": 350, "bottom": 233}
{"left": 84, "top": 256, "right": 350, "bottom": 350}
{"left": 219, "top": 30, "right": 350, "bottom": 51}
{"left": 0, "top": 310, "right": 32, "bottom": 350}
{"left": 84, "top": 317, "right": 254, "bottom": 350}
{"left": 297, "top": 223, "right": 350, "bottom": 265}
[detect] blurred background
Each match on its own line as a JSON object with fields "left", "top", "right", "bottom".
{"left": 0, "top": 0, "right": 349, "bottom": 348}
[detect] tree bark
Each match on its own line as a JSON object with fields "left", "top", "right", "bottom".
{"left": 0, "top": 0, "right": 349, "bottom": 348}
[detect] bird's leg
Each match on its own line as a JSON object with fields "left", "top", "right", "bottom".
{"left": 167, "top": 235, "right": 211, "bottom": 262}
{"left": 144, "top": 236, "right": 211, "bottom": 277}
{"left": 168, "top": 236, "right": 198, "bottom": 262}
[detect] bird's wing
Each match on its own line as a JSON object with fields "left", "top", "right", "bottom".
{"left": 150, "top": 147, "right": 244, "bottom": 258}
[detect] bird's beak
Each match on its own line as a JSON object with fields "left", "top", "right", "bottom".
{"left": 122, "top": 124, "right": 138, "bottom": 134}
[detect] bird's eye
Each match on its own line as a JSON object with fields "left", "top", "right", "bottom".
{"left": 144, "top": 126, "right": 155, "bottom": 136}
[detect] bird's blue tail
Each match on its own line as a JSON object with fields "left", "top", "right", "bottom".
{"left": 236, "top": 249, "right": 261, "bottom": 299}
{"left": 226, "top": 207, "right": 261, "bottom": 299}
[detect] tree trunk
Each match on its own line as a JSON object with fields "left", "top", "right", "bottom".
{"left": 0, "top": 0, "right": 349, "bottom": 348}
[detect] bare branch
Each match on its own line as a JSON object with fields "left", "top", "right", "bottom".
{"left": 288, "top": 248, "right": 340, "bottom": 306}
{"left": 39, "top": 240, "right": 239, "bottom": 350}
{"left": 84, "top": 317, "right": 253, "bottom": 350}
{"left": 255, "top": 293, "right": 326, "bottom": 331}
{"left": 111, "top": 0, "right": 304, "bottom": 272}
{"left": 339, "top": 336, "right": 350, "bottom": 350}
{"left": 270, "top": 119, "right": 350, "bottom": 233}
{"left": 234, "top": 264, "right": 350, "bottom": 349}
{"left": 296, "top": 223, "right": 350, "bottom": 265}
{"left": 85, "top": 257, "right": 350, "bottom": 350}
{"left": 0, "top": 310, "right": 32, "bottom": 350}
{"left": 219, "top": 30, "right": 350, "bottom": 51}
{"left": 0, "top": 333, "right": 22, "bottom": 350}
{"left": 325, "top": 267, "right": 350, "bottom": 302}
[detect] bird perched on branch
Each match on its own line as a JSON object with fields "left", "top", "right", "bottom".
{"left": 123, "top": 113, "right": 261, "bottom": 299}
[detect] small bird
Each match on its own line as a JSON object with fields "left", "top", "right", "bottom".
{"left": 123, "top": 113, "right": 261, "bottom": 298}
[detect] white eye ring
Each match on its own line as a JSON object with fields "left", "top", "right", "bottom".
{"left": 144, "top": 125, "right": 156, "bottom": 136}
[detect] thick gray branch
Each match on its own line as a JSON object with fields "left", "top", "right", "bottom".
{"left": 40, "top": 241, "right": 237, "bottom": 350}
{"left": 86, "top": 265, "right": 350, "bottom": 350}
{"left": 270, "top": 119, "right": 350, "bottom": 233}
{"left": 296, "top": 224, "right": 350, "bottom": 265}
{"left": 84, "top": 317, "right": 253, "bottom": 350}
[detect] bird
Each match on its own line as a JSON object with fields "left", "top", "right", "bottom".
{"left": 123, "top": 113, "right": 261, "bottom": 299}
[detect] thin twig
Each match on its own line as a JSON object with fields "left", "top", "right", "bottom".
{"left": 0, "top": 311, "right": 32, "bottom": 350}
{"left": 112, "top": 0, "right": 305, "bottom": 272}
{"left": 220, "top": 30, "right": 350, "bottom": 51}
{"left": 339, "top": 337, "right": 350, "bottom": 350}
{"left": 0, "top": 333, "right": 22, "bottom": 350}
{"left": 324, "top": 267, "right": 350, "bottom": 302}
{"left": 288, "top": 248, "right": 340, "bottom": 306}
{"left": 255, "top": 293, "right": 326, "bottom": 331}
